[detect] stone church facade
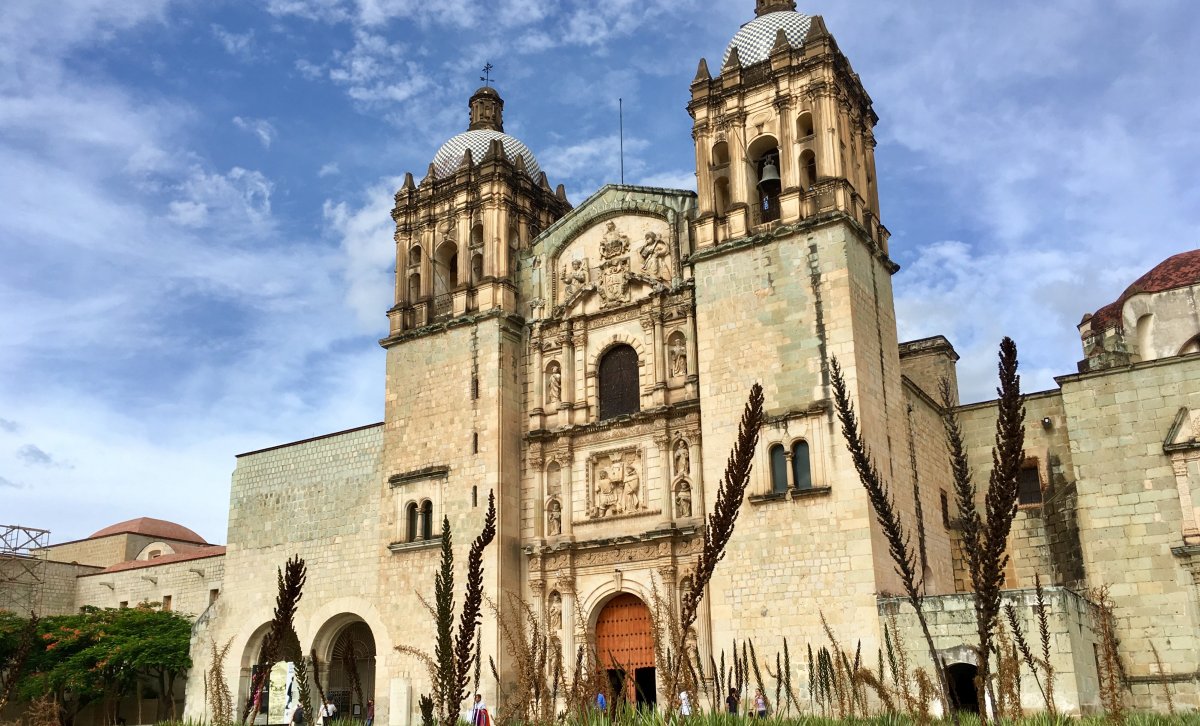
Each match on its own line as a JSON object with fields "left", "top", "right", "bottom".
{"left": 121, "top": 1, "right": 1196, "bottom": 721}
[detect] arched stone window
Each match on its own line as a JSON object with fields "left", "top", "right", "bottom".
{"left": 791, "top": 440, "right": 812, "bottom": 490}
{"left": 471, "top": 222, "right": 484, "bottom": 249}
{"left": 408, "top": 245, "right": 422, "bottom": 267}
{"left": 796, "top": 112, "right": 815, "bottom": 138}
{"left": 434, "top": 240, "right": 458, "bottom": 295}
{"left": 800, "top": 149, "right": 818, "bottom": 190}
{"left": 470, "top": 253, "right": 484, "bottom": 285}
{"left": 1180, "top": 335, "right": 1200, "bottom": 356}
{"left": 714, "top": 176, "right": 731, "bottom": 217}
{"left": 420, "top": 500, "right": 434, "bottom": 540}
{"left": 598, "top": 344, "right": 640, "bottom": 420}
{"left": 407, "top": 272, "right": 422, "bottom": 302}
{"left": 711, "top": 140, "right": 730, "bottom": 167}
{"left": 769, "top": 444, "right": 788, "bottom": 494}
{"left": 405, "top": 502, "right": 419, "bottom": 542}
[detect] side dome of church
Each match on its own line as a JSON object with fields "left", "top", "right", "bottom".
{"left": 1078, "top": 248, "right": 1200, "bottom": 370}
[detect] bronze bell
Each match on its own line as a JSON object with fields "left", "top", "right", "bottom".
{"left": 757, "top": 159, "right": 781, "bottom": 188}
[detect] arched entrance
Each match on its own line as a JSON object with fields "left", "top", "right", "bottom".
{"left": 322, "top": 620, "right": 376, "bottom": 718}
{"left": 595, "top": 593, "right": 656, "bottom": 709}
{"left": 945, "top": 662, "right": 979, "bottom": 713}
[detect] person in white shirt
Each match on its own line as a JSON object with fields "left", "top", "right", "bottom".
{"left": 318, "top": 699, "right": 337, "bottom": 726}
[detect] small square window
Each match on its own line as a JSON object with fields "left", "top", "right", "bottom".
{"left": 209, "top": 588, "right": 220, "bottom": 605}
{"left": 162, "top": 595, "right": 172, "bottom": 611}
{"left": 119, "top": 600, "right": 129, "bottom": 609}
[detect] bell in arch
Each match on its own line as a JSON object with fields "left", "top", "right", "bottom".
{"left": 757, "top": 155, "right": 781, "bottom": 189}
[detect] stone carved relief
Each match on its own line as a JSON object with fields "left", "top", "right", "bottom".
{"left": 545, "top": 361, "right": 562, "bottom": 405}
{"left": 562, "top": 258, "right": 590, "bottom": 298}
{"left": 555, "top": 218, "right": 674, "bottom": 309}
{"left": 638, "top": 231, "right": 671, "bottom": 282}
{"left": 589, "top": 448, "right": 644, "bottom": 518}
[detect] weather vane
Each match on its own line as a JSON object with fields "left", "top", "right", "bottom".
{"left": 480, "top": 63, "right": 495, "bottom": 87}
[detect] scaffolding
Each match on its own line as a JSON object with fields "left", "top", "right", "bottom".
{"left": 0, "top": 524, "right": 50, "bottom": 615}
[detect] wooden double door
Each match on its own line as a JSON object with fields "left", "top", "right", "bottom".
{"left": 595, "top": 593, "right": 656, "bottom": 708}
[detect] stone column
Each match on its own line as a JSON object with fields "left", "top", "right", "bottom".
{"left": 559, "top": 578, "right": 577, "bottom": 679}
{"left": 656, "top": 434, "right": 674, "bottom": 527}
{"left": 573, "top": 329, "right": 588, "bottom": 424}
{"left": 562, "top": 447, "right": 574, "bottom": 537}
{"left": 684, "top": 312, "right": 699, "bottom": 397}
{"left": 493, "top": 205, "right": 508, "bottom": 279}
{"left": 561, "top": 329, "right": 576, "bottom": 416}
{"left": 532, "top": 336, "right": 545, "bottom": 416}
{"left": 532, "top": 451, "right": 545, "bottom": 538}
{"left": 530, "top": 579, "right": 546, "bottom": 629}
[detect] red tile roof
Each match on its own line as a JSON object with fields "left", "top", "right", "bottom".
{"left": 81, "top": 546, "right": 226, "bottom": 575}
{"left": 88, "top": 517, "right": 207, "bottom": 544}
{"left": 1087, "top": 249, "right": 1200, "bottom": 331}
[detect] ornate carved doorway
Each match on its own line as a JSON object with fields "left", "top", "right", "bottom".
{"left": 594, "top": 593, "right": 656, "bottom": 709}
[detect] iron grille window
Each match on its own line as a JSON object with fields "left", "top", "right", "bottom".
{"left": 1017, "top": 465, "right": 1043, "bottom": 505}
{"left": 598, "top": 345, "right": 640, "bottom": 420}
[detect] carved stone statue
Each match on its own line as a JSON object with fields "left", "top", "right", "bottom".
{"left": 624, "top": 464, "right": 640, "bottom": 512}
{"left": 675, "top": 480, "right": 692, "bottom": 518}
{"left": 599, "top": 221, "right": 630, "bottom": 260}
{"left": 548, "top": 590, "right": 562, "bottom": 631}
{"left": 546, "top": 499, "right": 562, "bottom": 536}
{"left": 562, "top": 258, "right": 589, "bottom": 298}
{"left": 638, "top": 231, "right": 670, "bottom": 281}
{"left": 545, "top": 364, "right": 561, "bottom": 405}
{"left": 673, "top": 438, "right": 690, "bottom": 476}
{"left": 669, "top": 337, "right": 687, "bottom": 377}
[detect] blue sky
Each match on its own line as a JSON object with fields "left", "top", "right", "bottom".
{"left": 2, "top": 0, "right": 1198, "bottom": 545}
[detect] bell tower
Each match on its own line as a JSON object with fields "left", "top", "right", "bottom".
{"left": 688, "top": 12, "right": 885, "bottom": 249}
{"left": 689, "top": 5, "right": 920, "bottom": 655}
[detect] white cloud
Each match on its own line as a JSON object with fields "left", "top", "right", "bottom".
{"left": 318, "top": 162, "right": 341, "bottom": 177}
{"left": 0, "top": 418, "right": 19, "bottom": 433}
{"left": 211, "top": 24, "right": 255, "bottom": 59}
{"left": 323, "top": 177, "right": 402, "bottom": 326}
{"left": 636, "top": 170, "right": 696, "bottom": 192}
{"left": 0, "top": 475, "right": 21, "bottom": 489}
{"left": 233, "top": 116, "right": 277, "bottom": 148}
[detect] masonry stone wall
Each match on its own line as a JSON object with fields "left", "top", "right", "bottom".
{"left": 880, "top": 588, "right": 1101, "bottom": 715}
{"left": 183, "top": 423, "right": 386, "bottom": 724}
{"left": 1058, "top": 356, "right": 1200, "bottom": 711}
{"left": 75, "top": 553, "right": 224, "bottom": 617}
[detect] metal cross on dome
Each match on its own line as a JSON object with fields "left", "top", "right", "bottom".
{"left": 480, "top": 63, "right": 495, "bottom": 87}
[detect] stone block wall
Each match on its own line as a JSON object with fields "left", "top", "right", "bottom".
{"left": 75, "top": 552, "right": 224, "bottom": 617}
{"left": 184, "top": 422, "right": 386, "bottom": 724}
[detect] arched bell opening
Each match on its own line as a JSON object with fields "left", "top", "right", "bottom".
{"left": 747, "top": 135, "right": 781, "bottom": 224}
{"left": 593, "top": 593, "right": 656, "bottom": 711}
{"left": 800, "top": 149, "right": 818, "bottom": 192}
{"left": 434, "top": 240, "right": 459, "bottom": 297}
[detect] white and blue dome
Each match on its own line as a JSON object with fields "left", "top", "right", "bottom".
{"left": 723, "top": 11, "right": 812, "bottom": 67}
{"left": 431, "top": 129, "right": 541, "bottom": 179}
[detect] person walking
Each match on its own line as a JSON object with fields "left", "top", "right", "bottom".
{"left": 725, "top": 687, "right": 739, "bottom": 715}
{"left": 288, "top": 704, "right": 305, "bottom": 726}
{"left": 318, "top": 699, "right": 337, "bottom": 726}
{"left": 678, "top": 690, "right": 692, "bottom": 718}
{"left": 364, "top": 700, "right": 374, "bottom": 726}
{"left": 753, "top": 690, "right": 767, "bottom": 718}
{"left": 468, "top": 694, "right": 489, "bottom": 726}
{"left": 596, "top": 690, "right": 608, "bottom": 715}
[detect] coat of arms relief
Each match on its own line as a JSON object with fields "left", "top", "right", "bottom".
{"left": 559, "top": 220, "right": 672, "bottom": 308}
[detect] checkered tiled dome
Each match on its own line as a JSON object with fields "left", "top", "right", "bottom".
{"left": 431, "top": 129, "right": 541, "bottom": 179}
{"left": 722, "top": 11, "right": 812, "bottom": 68}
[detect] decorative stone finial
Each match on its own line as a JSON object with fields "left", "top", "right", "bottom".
{"left": 770, "top": 28, "right": 791, "bottom": 54}
{"left": 401, "top": 172, "right": 415, "bottom": 190}
{"left": 804, "top": 15, "right": 830, "bottom": 42}
{"left": 693, "top": 57, "right": 711, "bottom": 83}
{"left": 723, "top": 45, "right": 742, "bottom": 72}
{"left": 468, "top": 86, "right": 504, "bottom": 132}
{"left": 756, "top": 0, "right": 797, "bottom": 16}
